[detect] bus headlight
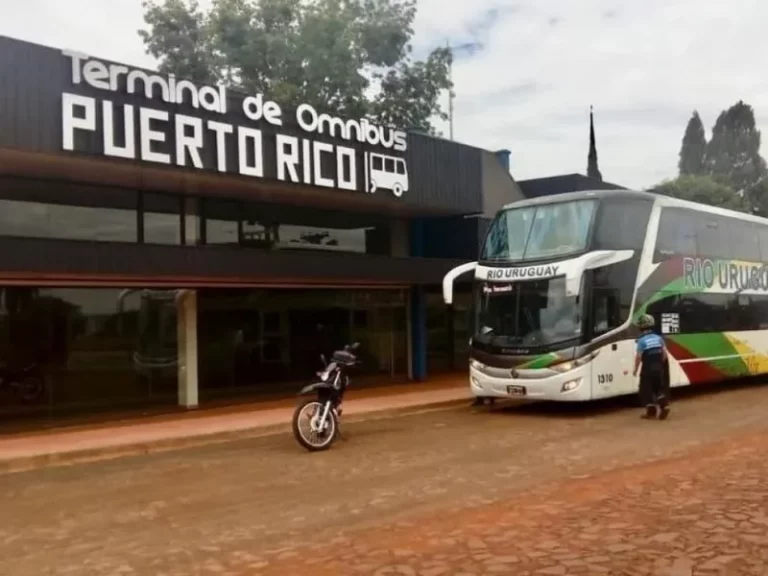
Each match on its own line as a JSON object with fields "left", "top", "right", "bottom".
{"left": 561, "top": 378, "right": 582, "bottom": 392}
{"left": 552, "top": 361, "right": 574, "bottom": 373}
{"left": 470, "top": 359, "right": 485, "bottom": 371}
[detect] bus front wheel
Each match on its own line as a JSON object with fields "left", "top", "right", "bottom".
{"left": 392, "top": 183, "right": 404, "bottom": 197}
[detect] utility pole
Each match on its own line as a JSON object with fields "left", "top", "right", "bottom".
{"left": 446, "top": 40, "right": 455, "bottom": 141}
{"left": 444, "top": 41, "right": 481, "bottom": 141}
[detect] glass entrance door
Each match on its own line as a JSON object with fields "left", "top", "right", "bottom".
{"left": 197, "top": 287, "right": 408, "bottom": 400}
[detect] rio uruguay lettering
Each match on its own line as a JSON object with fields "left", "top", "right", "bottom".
{"left": 683, "top": 257, "right": 768, "bottom": 292}
{"left": 486, "top": 265, "right": 560, "bottom": 280}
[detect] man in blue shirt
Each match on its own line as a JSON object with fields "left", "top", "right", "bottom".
{"left": 632, "top": 313, "right": 670, "bottom": 420}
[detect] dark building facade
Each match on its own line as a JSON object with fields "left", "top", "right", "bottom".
{"left": 517, "top": 173, "right": 627, "bottom": 199}
{"left": 0, "top": 35, "right": 522, "bottom": 425}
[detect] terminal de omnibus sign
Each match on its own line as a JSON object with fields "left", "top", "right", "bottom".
{"left": 59, "top": 50, "right": 409, "bottom": 198}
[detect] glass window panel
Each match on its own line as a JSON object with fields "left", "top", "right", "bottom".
{"left": 238, "top": 201, "right": 389, "bottom": 255}
{"left": 482, "top": 199, "right": 596, "bottom": 261}
{"left": 197, "top": 288, "right": 408, "bottom": 401}
{"left": 203, "top": 198, "right": 240, "bottom": 246}
{"left": 143, "top": 192, "right": 182, "bottom": 245}
{"left": 0, "top": 287, "right": 178, "bottom": 425}
{"left": 0, "top": 178, "right": 137, "bottom": 243}
{"left": 655, "top": 208, "right": 697, "bottom": 260}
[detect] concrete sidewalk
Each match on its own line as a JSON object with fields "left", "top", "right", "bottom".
{"left": 0, "top": 377, "right": 469, "bottom": 474}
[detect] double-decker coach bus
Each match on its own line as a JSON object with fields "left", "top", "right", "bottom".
{"left": 442, "top": 189, "right": 768, "bottom": 402}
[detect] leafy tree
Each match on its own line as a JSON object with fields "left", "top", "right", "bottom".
{"left": 744, "top": 178, "right": 768, "bottom": 217}
{"left": 651, "top": 174, "right": 746, "bottom": 212}
{"left": 678, "top": 110, "right": 707, "bottom": 176}
{"left": 139, "top": 0, "right": 453, "bottom": 133}
{"left": 139, "top": 0, "right": 220, "bottom": 86}
{"left": 703, "top": 100, "right": 766, "bottom": 193}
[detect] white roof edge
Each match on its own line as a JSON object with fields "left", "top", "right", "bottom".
{"left": 500, "top": 189, "right": 768, "bottom": 225}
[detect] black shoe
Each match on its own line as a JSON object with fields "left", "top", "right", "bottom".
{"left": 658, "top": 406, "right": 670, "bottom": 420}
{"left": 641, "top": 405, "right": 657, "bottom": 419}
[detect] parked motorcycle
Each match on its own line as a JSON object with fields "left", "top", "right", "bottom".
{"left": 0, "top": 363, "right": 44, "bottom": 402}
{"left": 292, "top": 342, "right": 360, "bottom": 452}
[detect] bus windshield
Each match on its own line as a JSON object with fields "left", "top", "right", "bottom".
{"left": 474, "top": 277, "right": 582, "bottom": 348}
{"left": 481, "top": 199, "right": 597, "bottom": 261}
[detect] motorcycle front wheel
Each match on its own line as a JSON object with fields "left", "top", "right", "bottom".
{"left": 292, "top": 399, "right": 338, "bottom": 452}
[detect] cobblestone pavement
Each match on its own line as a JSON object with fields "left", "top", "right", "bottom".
{"left": 2, "top": 383, "right": 768, "bottom": 575}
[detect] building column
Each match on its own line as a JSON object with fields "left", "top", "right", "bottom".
{"left": 176, "top": 289, "right": 199, "bottom": 408}
{"left": 410, "top": 287, "right": 427, "bottom": 381}
{"left": 409, "top": 219, "right": 427, "bottom": 381}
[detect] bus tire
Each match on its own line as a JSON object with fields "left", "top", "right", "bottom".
{"left": 392, "top": 183, "right": 403, "bottom": 197}
{"left": 369, "top": 180, "right": 377, "bottom": 194}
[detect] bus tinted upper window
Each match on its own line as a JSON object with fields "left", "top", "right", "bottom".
{"left": 696, "top": 216, "right": 730, "bottom": 260}
{"left": 655, "top": 208, "right": 697, "bottom": 260}
{"left": 758, "top": 227, "right": 768, "bottom": 261}
{"left": 482, "top": 199, "right": 597, "bottom": 261}
{"left": 593, "top": 198, "right": 653, "bottom": 251}
{"left": 729, "top": 220, "right": 760, "bottom": 262}
{"left": 655, "top": 207, "right": 766, "bottom": 262}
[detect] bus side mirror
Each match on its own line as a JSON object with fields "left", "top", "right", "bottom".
{"left": 443, "top": 262, "right": 477, "bottom": 304}
{"left": 565, "top": 274, "right": 582, "bottom": 297}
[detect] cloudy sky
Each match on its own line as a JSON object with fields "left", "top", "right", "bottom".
{"left": 2, "top": 0, "right": 767, "bottom": 189}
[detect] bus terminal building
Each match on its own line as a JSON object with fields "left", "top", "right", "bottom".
{"left": 0, "top": 35, "right": 522, "bottom": 425}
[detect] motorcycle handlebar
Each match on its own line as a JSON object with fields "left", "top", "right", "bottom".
{"left": 319, "top": 342, "right": 361, "bottom": 359}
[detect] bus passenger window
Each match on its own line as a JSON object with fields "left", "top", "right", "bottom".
{"left": 729, "top": 220, "right": 760, "bottom": 262}
{"left": 655, "top": 208, "right": 696, "bottom": 261}
{"left": 396, "top": 160, "right": 405, "bottom": 175}
{"left": 696, "top": 216, "right": 730, "bottom": 260}
{"left": 384, "top": 158, "right": 395, "bottom": 172}
{"left": 758, "top": 227, "right": 768, "bottom": 261}
{"left": 372, "top": 156, "right": 383, "bottom": 170}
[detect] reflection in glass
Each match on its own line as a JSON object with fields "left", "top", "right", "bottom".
{"left": 0, "top": 178, "right": 137, "bottom": 243}
{"left": 203, "top": 199, "right": 240, "bottom": 246}
{"left": 243, "top": 221, "right": 369, "bottom": 253}
{"left": 143, "top": 193, "right": 182, "bottom": 245}
{"left": 197, "top": 288, "right": 408, "bottom": 400}
{"left": 426, "top": 283, "right": 471, "bottom": 372}
{"left": 0, "top": 287, "right": 178, "bottom": 424}
{"left": 0, "top": 200, "right": 137, "bottom": 242}
{"left": 202, "top": 197, "right": 389, "bottom": 254}
{"left": 482, "top": 199, "right": 596, "bottom": 261}
{"left": 183, "top": 197, "right": 202, "bottom": 246}
{"left": 474, "top": 277, "right": 583, "bottom": 348}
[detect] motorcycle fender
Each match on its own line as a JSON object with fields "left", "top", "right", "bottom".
{"left": 298, "top": 382, "right": 331, "bottom": 396}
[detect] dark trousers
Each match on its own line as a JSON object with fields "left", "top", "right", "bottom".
{"left": 638, "top": 361, "right": 670, "bottom": 408}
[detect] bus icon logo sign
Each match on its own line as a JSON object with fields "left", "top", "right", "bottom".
{"left": 365, "top": 152, "right": 409, "bottom": 198}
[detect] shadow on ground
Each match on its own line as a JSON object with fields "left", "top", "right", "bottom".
{"left": 482, "top": 376, "right": 768, "bottom": 419}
